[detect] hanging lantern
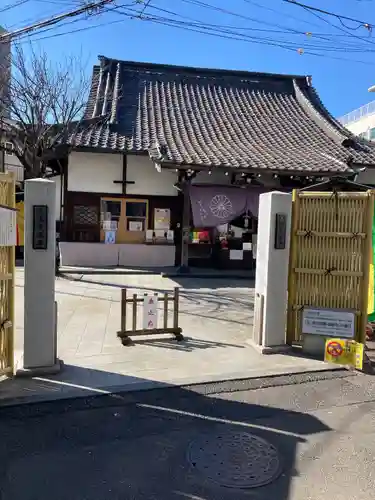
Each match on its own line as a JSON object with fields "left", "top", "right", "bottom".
{"left": 244, "top": 213, "right": 250, "bottom": 228}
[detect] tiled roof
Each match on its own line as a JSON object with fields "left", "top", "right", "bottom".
{"left": 71, "top": 56, "right": 375, "bottom": 174}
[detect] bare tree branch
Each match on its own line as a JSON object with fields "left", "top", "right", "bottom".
{"left": 0, "top": 42, "right": 91, "bottom": 178}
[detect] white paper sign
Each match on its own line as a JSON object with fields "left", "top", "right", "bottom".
{"left": 302, "top": 308, "right": 355, "bottom": 338}
{"left": 0, "top": 207, "right": 16, "bottom": 246}
{"left": 102, "top": 221, "right": 118, "bottom": 231}
{"left": 143, "top": 294, "right": 158, "bottom": 329}
{"left": 154, "top": 208, "right": 170, "bottom": 230}
{"left": 229, "top": 249, "right": 243, "bottom": 260}
{"left": 129, "top": 220, "right": 143, "bottom": 232}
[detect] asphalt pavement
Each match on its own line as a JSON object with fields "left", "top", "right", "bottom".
{"left": 1, "top": 369, "right": 375, "bottom": 500}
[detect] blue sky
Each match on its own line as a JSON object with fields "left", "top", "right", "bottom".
{"left": 2, "top": 0, "right": 375, "bottom": 118}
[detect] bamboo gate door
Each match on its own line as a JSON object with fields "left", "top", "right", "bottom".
{"left": 0, "top": 172, "right": 15, "bottom": 376}
{"left": 287, "top": 190, "right": 374, "bottom": 346}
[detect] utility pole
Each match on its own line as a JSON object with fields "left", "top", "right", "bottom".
{"left": 0, "top": 0, "right": 114, "bottom": 42}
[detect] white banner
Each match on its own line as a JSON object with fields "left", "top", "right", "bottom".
{"left": 143, "top": 294, "right": 158, "bottom": 330}
{"left": 0, "top": 207, "right": 16, "bottom": 246}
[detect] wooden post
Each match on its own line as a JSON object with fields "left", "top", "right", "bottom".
{"left": 132, "top": 294, "right": 137, "bottom": 332}
{"left": 163, "top": 293, "right": 168, "bottom": 330}
{"left": 179, "top": 179, "right": 191, "bottom": 273}
{"left": 121, "top": 289, "right": 127, "bottom": 333}
{"left": 286, "top": 189, "right": 300, "bottom": 345}
{"left": 8, "top": 171, "right": 15, "bottom": 374}
{"left": 119, "top": 288, "right": 132, "bottom": 346}
{"left": 173, "top": 287, "right": 183, "bottom": 341}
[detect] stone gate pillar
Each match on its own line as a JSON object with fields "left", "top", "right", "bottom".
{"left": 250, "top": 191, "right": 292, "bottom": 353}
{"left": 18, "top": 178, "right": 61, "bottom": 375}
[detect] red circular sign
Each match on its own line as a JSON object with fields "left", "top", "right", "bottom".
{"left": 326, "top": 341, "right": 343, "bottom": 357}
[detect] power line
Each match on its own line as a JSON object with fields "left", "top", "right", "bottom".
{"left": 145, "top": 2, "right": 373, "bottom": 39}
{"left": 16, "top": 0, "right": 371, "bottom": 53}
{"left": 243, "top": 0, "right": 326, "bottom": 31}
{"left": 99, "top": 3, "right": 371, "bottom": 52}
{"left": 0, "top": 0, "right": 114, "bottom": 42}
{"left": 13, "top": 1, "right": 136, "bottom": 43}
{"left": 111, "top": 5, "right": 375, "bottom": 62}
{"left": 13, "top": 0, "right": 375, "bottom": 65}
{"left": 288, "top": 0, "right": 375, "bottom": 47}
{"left": 138, "top": 0, "right": 152, "bottom": 17}
{"left": 0, "top": 0, "right": 30, "bottom": 14}
{"left": 175, "top": 0, "right": 370, "bottom": 49}
{"left": 283, "top": 0, "right": 373, "bottom": 31}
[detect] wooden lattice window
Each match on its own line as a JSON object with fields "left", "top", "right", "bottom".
{"left": 72, "top": 204, "right": 99, "bottom": 242}
{"left": 73, "top": 205, "right": 98, "bottom": 226}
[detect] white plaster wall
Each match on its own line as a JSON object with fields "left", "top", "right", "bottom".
{"left": 126, "top": 155, "right": 178, "bottom": 196}
{"left": 49, "top": 175, "right": 62, "bottom": 221}
{"left": 68, "top": 152, "right": 122, "bottom": 193}
{"left": 60, "top": 242, "right": 175, "bottom": 267}
{"left": 4, "top": 153, "right": 23, "bottom": 182}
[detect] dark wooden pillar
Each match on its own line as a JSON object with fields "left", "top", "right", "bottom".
{"left": 178, "top": 179, "right": 191, "bottom": 273}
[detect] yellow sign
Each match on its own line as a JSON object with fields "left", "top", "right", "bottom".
{"left": 324, "top": 338, "right": 364, "bottom": 370}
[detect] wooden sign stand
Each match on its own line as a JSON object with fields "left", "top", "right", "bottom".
{"left": 117, "top": 287, "right": 184, "bottom": 345}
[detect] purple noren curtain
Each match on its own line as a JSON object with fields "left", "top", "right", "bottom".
{"left": 189, "top": 185, "right": 269, "bottom": 227}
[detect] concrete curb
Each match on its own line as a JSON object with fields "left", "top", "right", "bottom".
{"left": 161, "top": 272, "right": 255, "bottom": 280}
{"left": 58, "top": 268, "right": 255, "bottom": 280}
{"left": 0, "top": 365, "right": 350, "bottom": 411}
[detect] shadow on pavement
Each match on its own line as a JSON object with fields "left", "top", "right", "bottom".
{"left": 0, "top": 365, "right": 331, "bottom": 500}
{"left": 56, "top": 274, "right": 254, "bottom": 308}
{"left": 133, "top": 336, "right": 247, "bottom": 351}
{"left": 59, "top": 272, "right": 255, "bottom": 292}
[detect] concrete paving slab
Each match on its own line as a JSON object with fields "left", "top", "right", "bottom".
{"left": 3, "top": 269, "right": 339, "bottom": 407}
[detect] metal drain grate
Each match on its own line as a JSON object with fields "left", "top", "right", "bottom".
{"left": 187, "top": 431, "right": 282, "bottom": 489}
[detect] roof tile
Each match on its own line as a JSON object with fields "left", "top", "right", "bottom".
{"left": 73, "top": 58, "right": 375, "bottom": 173}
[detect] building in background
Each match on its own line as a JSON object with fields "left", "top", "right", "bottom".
{"left": 0, "top": 25, "right": 10, "bottom": 119}
{"left": 0, "top": 26, "right": 21, "bottom": 181}
{"left": 338, "top": 101, "right": 375, "bottom": 141}
{"left": 338, "top": 102, "right": 375, "bottom": 185}
{"left": 58, "top": 57, "right": 375, "bottom": 269}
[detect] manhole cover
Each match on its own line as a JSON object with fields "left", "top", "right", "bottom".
{"left": 187, "top": 431, "right": 282, "bottom": 489}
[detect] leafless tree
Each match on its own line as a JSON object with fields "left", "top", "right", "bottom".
{"left": 0, "top": 42, "right": 91, "bottom": 179}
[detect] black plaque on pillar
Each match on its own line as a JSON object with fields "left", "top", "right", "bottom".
{"left": 33, "top": 205, "right": 48, "bottom": 250}
{"left": 274, "top": 213, "right": 287, "bottom": 250}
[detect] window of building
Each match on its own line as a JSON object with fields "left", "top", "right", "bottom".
{"left": 1, "top": 142, "right": 14, "bottom": 155}
{"left": 99, "top": 197, "right": 149, "bottom": 243}
{"left": 74, "top": 205, "right": 99, "bottom": 226}
{"left": 125, "top": 200, "right": 148, "bottom": 232}
{"left": 101, "top": 199, "right": 121, "bottom": 224}
{"left": 370, "top": 128, "right": 375, "bottom": 140}
{"left": 72, "top": 205, "right": 99, "bottom": 242}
